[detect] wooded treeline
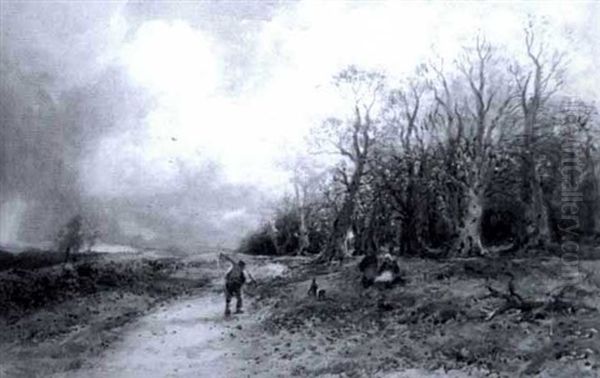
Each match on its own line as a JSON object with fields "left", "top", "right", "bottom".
{"left": 238, "top": 29, "right": 599, "bottom": 261}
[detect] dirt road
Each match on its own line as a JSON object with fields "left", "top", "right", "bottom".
{"left": 59, "top": 292, "right": 251, "bottom": 378}
{"left": 55, "top": 260, "right": 289, "bottom": 378}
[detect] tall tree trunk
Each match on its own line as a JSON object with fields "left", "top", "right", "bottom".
{"left": 518, "top": 32, "right": 558, "bottom": 248}
{"left": 529, "top": 167, "right": 552, "bottom": 245}
{"left": 400, "top": 177, "right": 423, "bottom": 257}
{"left": 454, "top": 186, "right": 485, "bottom": 257}
{"left": 316, "top": 160, "right": 364, "bottom": 262}
{"left": 357, "top": 199, "right": 381, "bottom": 256}
{"left": 521, "top": 112, "right": 552, "bottom": 247}
{"left": 297, "top": 213, "right": 310, "bottom": 255}
{"left": 268, "top": 221, "right": 281, "bottom": 255}
{"left": 400, "top": 215, "right": 421, "bottom": 256}
{"left": 294, "top": 182, "right": 310, "bottom": 255}
{"left": 400, "top": 163, "right": 418, "bottom": 256}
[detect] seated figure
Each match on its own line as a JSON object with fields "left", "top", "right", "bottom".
{"left": 374, "top": 253, "right": 403, "bottom": 288}
{"left": 358, "top": 253, "right": 379, "bottom": 288}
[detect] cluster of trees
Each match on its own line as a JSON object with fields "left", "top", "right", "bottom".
{"left": 239, "top": 28, "right": 599, "bottom": 261}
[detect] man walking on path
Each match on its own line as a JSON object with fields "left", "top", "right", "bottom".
{"left": 220, "top": 254, "right": 255, "bottom": 316}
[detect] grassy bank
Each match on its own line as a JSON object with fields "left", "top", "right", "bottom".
{"left": 0, "top": 251, "right": 212, "bottom": 377}
{"left": 234, "top": 254, "right": 600, "bottom": 377}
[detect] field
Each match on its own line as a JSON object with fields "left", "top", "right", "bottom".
{"left": 233, "top": 252, "right": 600, "bottom": 377}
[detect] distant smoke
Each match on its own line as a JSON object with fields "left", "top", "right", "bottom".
{"left": 0, "top": 2, "right": 268, "bottom": 250}
{"left": 0, "top": 54, "right": 265, "bottom": 249}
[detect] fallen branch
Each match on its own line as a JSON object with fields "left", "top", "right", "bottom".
{"left": 483, "top": 279, "right": 596, "bottom": 321}
{"left": 484, "top": 279, "right": 543, "bottom": 320}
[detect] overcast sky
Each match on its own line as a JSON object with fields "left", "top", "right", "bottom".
{"left": 1, "top": 0, "right": 598, "bottom": 249}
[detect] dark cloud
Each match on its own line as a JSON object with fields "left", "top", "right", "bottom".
{"left": 0, "top": 1, "right": 273, "bottom": 250}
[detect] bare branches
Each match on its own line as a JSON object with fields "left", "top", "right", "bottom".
{"left": 429, "top": 59, "right": 462, "bottom": 144}
{"left": 525, "top": 25, "right": 544, "bottom": 71}
{"left": 484, "top": 279, "right": 596, "bottom": 321}
{"left": 334, "top": 165, "right": 350, "bottom": 188}
{"left": 337, "top": 143, "right": 356, "bottom": 162}
{"left": 334, "top": 66, "right": 386, "bottom": 116}
{"left": 486, "top": 91, "right": 519, "bottom": 146}
{"left": 484, "top": 278, "right": 542, "bottom": 320}
{"left": 515, "top": 23, "right": 566, "bottom": 117}
{"left": 386, "top": 79, "right": 425, "bottom": 151}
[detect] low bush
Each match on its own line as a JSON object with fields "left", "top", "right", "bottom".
{"left": 237, "top": 225, "right": 278, "bottom": 256}
{"left": 0, "top": 257, "right": 203, "bottom": 320}
{"left": 0, "top": 250, "right": 15, "bottom": 267}
{"left": 0, "top": 250, "right": 98, "bottom": 272}
{"left": 238, "top": 206, "right": 328, "bottom": 256}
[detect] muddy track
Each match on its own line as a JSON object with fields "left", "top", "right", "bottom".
{"left": 55, "top": 258, "right": 284, "bottom": 378}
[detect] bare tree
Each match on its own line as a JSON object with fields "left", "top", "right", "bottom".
{"left": 292, "top": 176, "right": 310, "bottom": 256}
{"left": 313, "top": 66, "right": 386, "bottom": 262}
{"left": 510, "top": 24, "right": 566, "bottom": 247}
{"left": 375, "top": 77, "right": 428, "bottom": 255}
{"left": 289, "top": 155, "right": 324, "bottom": 255}
{"left": 430, "top": 37, "right": 518, "bottom": 256}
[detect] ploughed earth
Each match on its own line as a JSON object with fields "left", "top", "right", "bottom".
{"left": 1, "top": 247, "right": 600, "bottom": 377}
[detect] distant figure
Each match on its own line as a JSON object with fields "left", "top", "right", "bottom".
{"left": 358, "top": 254, "right": 379, "bottom": 288}
{"left": 308, "top": 278, "right": 318, "bottom": 297}
{"left": 220, "top": 254, "right": 255, "bottom": 316}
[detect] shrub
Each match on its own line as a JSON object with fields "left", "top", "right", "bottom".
{"left": 0, "top": 257, "right": 196, "bottom": 319}
{"left": 238, "top": 203, "right": 331, "bottom": 256}
{"left": 0, "top": 249, "right": 68, "bottom": 271}
{"left": 237, "top": 225, "right": 278, "bottom": 256}
{"left": 0, "top": 250, "right": 15, "bottom": 267}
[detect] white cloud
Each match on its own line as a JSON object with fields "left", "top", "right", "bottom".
{"left": 93, "top": 1, "right": 598, "bottom": 197}
{"left": 121, "top": 20, "right": 219, "bottom": 97}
